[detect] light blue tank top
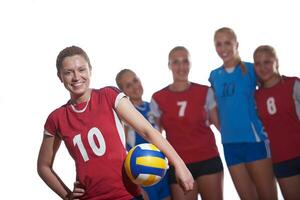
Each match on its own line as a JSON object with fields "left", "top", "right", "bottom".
{"left": 209, "top": 62, "right": 267, "bottom": 144}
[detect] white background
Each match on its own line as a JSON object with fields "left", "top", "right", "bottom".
{"left": 0, "top": 0, "right": 299, "bottom": 199}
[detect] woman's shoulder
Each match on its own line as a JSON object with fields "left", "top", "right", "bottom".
{"left": 96, "top": 86, "right": 121, "bottom": 93}
{"left": 191, "top": 82, "right": 209, "bottom": 89}
{"left": 209, "top": 66, "right": 223, "bottom": 81}
{"left": 282, "top": 75, "right": 300, "bottom": 81}
{"left": 243, "top": 61, "right": 254, "bottom": 69}
{"left": 210, "top": 66, "right": 223, "bottom": 73}
{"left": 243, "top": 61, "right": 253, "bottom": 65}
{"left": 47, "top": 103, "right": 68, "bottom": 121}
{"left": 280, "top": 76, "right": 300, "bottom": 89}
{"left": 92, "top": 86, "right": 123, "bottom": 99}
{"left": 152, "top": 85, "right": 170, "bottom": 96}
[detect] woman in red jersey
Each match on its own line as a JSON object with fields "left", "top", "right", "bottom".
{"left": 151, "top": 46, "right": 223, "bottom": 200}
{"left": 254, "top": 45, "right": 300, "bottom": 200}
{"left": 37, "top": 46, "right": 193, "bottom": 200}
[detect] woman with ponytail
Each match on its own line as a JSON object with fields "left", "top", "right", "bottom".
{"left": 209, "top": 27, "right": 278, "bottom": 200}
{"left": 254, "top": 45, "right": 300, "bottom": 199}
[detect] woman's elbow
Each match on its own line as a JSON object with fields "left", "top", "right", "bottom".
{"left": 37, "top": 157, "right": 52, "bottom": 179}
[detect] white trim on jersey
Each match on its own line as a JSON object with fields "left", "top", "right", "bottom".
{"left": 204, "top": 88, "right": 216, "bottom": 127}
{"left": 294, "top": 80, "right": 300, "bottom": 120}
{"left": 70, "top": 96, "right": 91, "bottom": 113}
{"left": 113, "top": 110, "right": 126, "bottom": 148}
{"left": 115, "top": 92, "right": 127, "bottom": 109}
{"left": 205, "top": 87, "right": 217, "bottom": 111}
{"left": 250, "top": 122, "right": 261, "bottom": 142}
{"left": 224, "top": 66, "right": 236, "bottom": 73}
{"left": 44, "top": 129, "right": 54, "bottom": 136}
{"left": 264, "top": 139, "right": 271, "bottom": 158}
{"left": 150, "top": 98, "right": 161, "bottom": 118}
{"left": 126, "top": 127, "right": 136, "bottom": 148}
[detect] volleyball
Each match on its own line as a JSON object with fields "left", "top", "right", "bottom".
{"left": 124, "top": 143, "right": 169, "bottom": 187}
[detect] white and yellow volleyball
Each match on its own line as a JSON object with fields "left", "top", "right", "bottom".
{"left": 124, "top": 143, "right": 169, "bottom": 187}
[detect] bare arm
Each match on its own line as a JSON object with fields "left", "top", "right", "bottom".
{"left": 116, "top": 97, "right": 194, "bottom": 192}
{"left": 206, "top": 87, "right": 220, "bottom": 131}
{"left": 155, "top": 116, "right": 164, "bottom": 133}
{"left": 209, "top": 106, "right": 220, "bottom": 131}
{"left": 37, "top": 135, "right": 84, "bottom": 199}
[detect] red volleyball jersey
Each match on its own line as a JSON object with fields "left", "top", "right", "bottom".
{"left": 151, "top": 83, "right": 219, "bottom": 164}
{"left": 44, "top": 87, "right": 140, "bottom": 200}
{"left": 255, "top": 76, "right": 300, "bottom": 163}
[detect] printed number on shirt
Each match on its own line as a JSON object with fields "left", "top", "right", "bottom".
{"left": 177, "top": 101, "right": 187, "bottom": 117}
{"left": 222, "top": 83, "right": 235, "bottom": 97}
{"left": 73, "top": 127, "right": 106, "bottom": 162}
{"left": 266, "top": 97, "right": 277, "bottom": 115}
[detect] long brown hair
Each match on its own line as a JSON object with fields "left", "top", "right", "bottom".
{"left": 214, "top": 27, "right": 247, "bottom": 75}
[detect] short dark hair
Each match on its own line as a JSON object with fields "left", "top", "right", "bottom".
{"left": 115, "top": 69, "right": 135, "bottom": 90}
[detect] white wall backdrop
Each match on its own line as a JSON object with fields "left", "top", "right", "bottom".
{"left": 0, "top": 0, "right": 299, "bottom": 199}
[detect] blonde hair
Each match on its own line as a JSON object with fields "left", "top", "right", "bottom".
{"left": 253, "top": 45, "right": 281, "bottom": 87}
{"left": 115, "top": 68, "right": 135, "bottom": 90}
{"left": 253, "top": 45, "right": 279, "bottom": 69}
{"left": 168, "top": 46, "right": 190, "bottom": 65}
{"left": 214, "top": 27, "right": 247, "bottom": 75}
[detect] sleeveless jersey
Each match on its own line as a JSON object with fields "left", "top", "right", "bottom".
{"left": 150, "top": 83, "right": 219, "bottom": 164}
{"left": 44, "top": 87, "right": 140, "bottom": 200}
{"left": 209, "top": 62, "right": 267, "bottom": 144}
{"left": 255, "top": 76, "right": 300, "bottom": 163}
{"left": 126, "top": 101, "right": 158, "bottom": 150}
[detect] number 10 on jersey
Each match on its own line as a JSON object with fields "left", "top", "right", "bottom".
{"left": 73, "top": 127, "right": 107, "bottom": 162}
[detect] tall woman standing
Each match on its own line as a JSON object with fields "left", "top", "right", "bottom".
{"left": 37, "top": 46, "right": 194, "bottom": 200}
{"left": 151, "top": 46, "right": 223, "bottom": 200}
{"left": 209, "top": 27, "right": 277, "bottom": 200}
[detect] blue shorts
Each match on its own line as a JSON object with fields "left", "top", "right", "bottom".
{"left": 143, "top": 170, "right": 170, "bottom": 199}
{"left": 273, "top": 156, "right": 300, "bottom": 178}
{"left": 223, "top": 141, "right": 271, "bottom": 167}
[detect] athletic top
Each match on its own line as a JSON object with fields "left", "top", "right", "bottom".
{"left": 44, "top": 87, "right": 140, "bottom": 200}
{"left": 150, "top": 82, "right": 219, "bottom": 164}
{"left": 255, "top": 76, "right": 300, "bottom": 163}
{"left": 126, "top": 101, "right": 158, "bottom": 150}
{"left": 209, "top": 62, "right": 267, "bottom": 144}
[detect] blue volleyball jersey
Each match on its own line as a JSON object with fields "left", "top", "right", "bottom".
{"left": 126, "top": 102, "right": 171, "bottom": 199}
{"left": 209, "top": 62, "right": 267, "bottom": 144}
{"left": 126, "top": 101, "right": 158, "bottom": 150}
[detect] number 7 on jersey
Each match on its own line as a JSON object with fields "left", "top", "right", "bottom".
{"left": 177, "top": 101, "right": 187, "bottom": 117}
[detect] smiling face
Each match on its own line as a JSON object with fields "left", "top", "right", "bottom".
{"left": 254, "top": 48, "right": 279, "bottom": 86}
{"left": 118, "top": 70, "right": 143, "bottom": 103}
{"left": 58, "top": 55, "right": 91, "bottom": 101}
{"left": 214, "top": 29, "right": 239, "bottom": 67}
{"left": 168, "top": 49, "right": 190, "bottom": 83}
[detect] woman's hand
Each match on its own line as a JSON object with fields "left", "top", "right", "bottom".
{"left": 175, "top": 162, "right": 194, "bottom": 193}
{"left": 65, "top": 181, "right": 85, "bottom": 200}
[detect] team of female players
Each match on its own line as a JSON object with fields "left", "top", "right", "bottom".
{"left": 38, "top": 27, "right": 300, "bottom": 200}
